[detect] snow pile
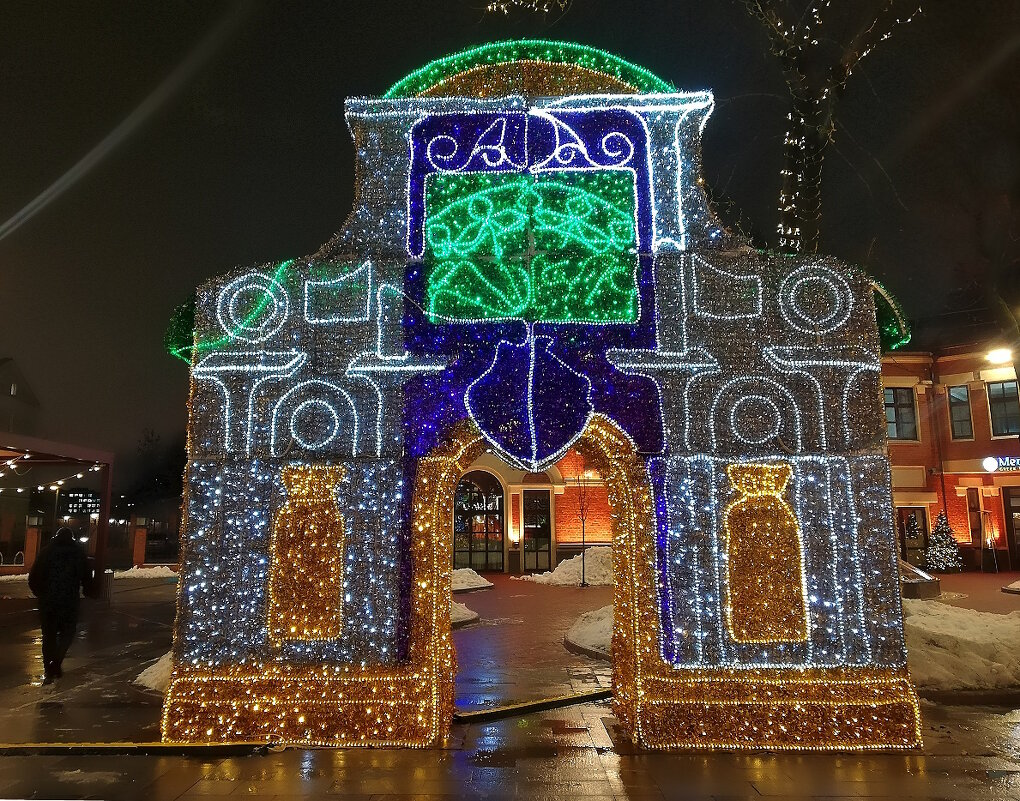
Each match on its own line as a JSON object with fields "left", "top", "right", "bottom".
{"left": 516, "top": 546, "right": 613, "bottom": 586}
{"left": 902, "top": 599, "right": 1020, "bottom": 690}
{"left": 452, "top": 568, "right": 493, "bottom": 592}
{"left": 115, "top": 565, "right": 178, "bottom": 580}
{"left": 134, "top": 651, "right": 173, "bottom": 693}
{"left": 451, "top": 600, "right": 478, "bottom": 626}
{"left": 1004, "top": 579, "right": 1020, "bottom": 594}
{"left": 567, "top": 599, "right": 1020, "bottom": 691}
{"left": 0, "top": 573, "right": 28, "bottom": 582}
{"left": 566, "top": 604, "right": 612, "bottom": 658}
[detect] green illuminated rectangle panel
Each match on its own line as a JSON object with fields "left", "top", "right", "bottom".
{"left": 423, "top": 171, "right": 638, "bottom": 323}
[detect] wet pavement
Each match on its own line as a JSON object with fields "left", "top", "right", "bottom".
{"left": 1, "top": 575, "right": 1020, "bottom": 798}
{"left": 937, "top": 570, "right": 1020, "bottom": 614}
{"left": 0, "top": 572, "right": 612, "bottom": 742}
{"left": 0, "top": 700, "right": 1019, "bottom": 799}
{"left": 0, "top": 576, "right": 174, "bottom": 743}
{"left": 454, "top": 574, "right": 612, "bottom": 710}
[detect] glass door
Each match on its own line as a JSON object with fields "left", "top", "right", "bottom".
{"left": 1004, "top": 488, "right": 1020, "bottom": 570}
{"left": 896, "top": 506, "right": 928, "bottom": 566}
{"left": 522, "top": 490, "right": 552, "bottom": 571}
{"left": 454, "top": 471, "right": 504, "bottom": 572}
{"left": 966, "top": 488, "right": 983, "bottom": 545}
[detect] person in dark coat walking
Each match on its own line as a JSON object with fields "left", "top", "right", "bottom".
{"left": 28, "top": 527, "right": 93, "bottom": 684}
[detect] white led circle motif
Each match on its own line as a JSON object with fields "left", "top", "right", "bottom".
{"left": 729, "top": 395, "right": 782, "bottom": 445}
{"left": 289, "top": 399, "right": 341, "bottom": 450}
{"left": 778, "top": 265, "right": 853, "bottom": 335}
{"left": 217, "top": 273, "right": 290, "bottom": 343}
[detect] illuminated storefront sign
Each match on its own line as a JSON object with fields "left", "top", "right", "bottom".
{"left": 983, "top": 456, "right": 1020, "bottom": 472}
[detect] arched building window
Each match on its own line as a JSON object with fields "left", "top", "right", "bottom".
{"left": 454, "top": 470, "right": 504, "bottom": 572}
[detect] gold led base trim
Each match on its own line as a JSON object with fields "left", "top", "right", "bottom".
{"left": 634, "top": 668, "right": 921, "bottom": 751}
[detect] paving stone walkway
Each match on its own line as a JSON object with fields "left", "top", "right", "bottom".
{"left": 454, "top": 574, "right": 612, "bottom": 709}
{"left": 1, "top": 575, "right": 1019, "bottom": 799}
{"left": 0, "top": 701, "right": 1019, "bottom": 799}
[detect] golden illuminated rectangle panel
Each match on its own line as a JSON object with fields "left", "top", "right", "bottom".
{"left": 723, "top": 463, "right": 809, "bottom": 644}
{"left": 266, "top": 465, "right": 346, "bottom": 645}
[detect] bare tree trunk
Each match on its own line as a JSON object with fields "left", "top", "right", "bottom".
{"left": 743, "top": 1, "right": 919, "bottom": 254}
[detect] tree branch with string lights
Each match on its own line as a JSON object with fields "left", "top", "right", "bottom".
{"left": 486, "top": 0, "right": 572, "bottom": 16}
{"left": 740, "top": 1, "right": 922, "bottom": 254}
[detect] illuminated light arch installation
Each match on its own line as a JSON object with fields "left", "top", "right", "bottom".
{"left": 164, "top": 39, "right": 921, "bottom": 750}
{"left": 384, "top": 39, "right": 675, "bottom": 98}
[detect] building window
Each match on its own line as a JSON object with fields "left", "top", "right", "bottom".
{"left": 884, "top": 387, "right": 917, "bottom": 440}
{"left": 988, "top": 380, "right": 1020, "bottom": 436}
{"left": 454, "top": 471, "right": 504, "bottom": 572}
{"left": 947, "top": 385, "right": 973, "bottom": 439}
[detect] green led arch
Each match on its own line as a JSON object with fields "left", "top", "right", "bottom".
{"left": 871, "top": 280, "right": 911, "bottom": 351}
{"left": 384, "top": 39, "right": 674, "bottom": 98}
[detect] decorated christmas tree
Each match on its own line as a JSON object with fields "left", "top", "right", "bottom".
{"left": 924, "top": 510, "right": 964, "bottom": 572}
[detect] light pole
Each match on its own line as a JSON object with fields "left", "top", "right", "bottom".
{"left": 51, "top": 485, "right": 61, "bottom": 536}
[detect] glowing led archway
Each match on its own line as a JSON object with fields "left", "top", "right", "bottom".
{"left": 163, "top": 39, "right": 920, "bottom": 750}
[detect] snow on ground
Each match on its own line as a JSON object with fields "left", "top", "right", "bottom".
{"left": 134, "top": 651, "right": 173, "bottom": 693}
{"left": 516, "top": 546, "right": 613, "bottom": 586}
{"left": 451, "top": 600, "right": 479, "bottom": 626}
{"left": 8, "top": 565, "right": 178, "bottom": 582}
{"left": 566, "top": 599, "right": 1020, "bottom": 691}
{"left": 902, "top": 598, "right": 1020, "bottom": 690}
{"left": 566, "top": 604, "right": 612, "bottom": 657}
{"left": 452, "top": 568, "right": 493, "bottom": 592}
{"left": 114, "top": 565, "right": 178, "bottom": 580}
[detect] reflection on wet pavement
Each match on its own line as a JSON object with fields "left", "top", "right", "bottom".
{"left": 0, "top": 701, "right": 1019, "bottom": 799}
{"left": 1, "top": 575, "right": 1019, "bottom": 799}
{"left": 0, "top": 577, "right": 175, "bottom": 744}
{"left": 453, "top": 574, "right": 612, "bottom": 710}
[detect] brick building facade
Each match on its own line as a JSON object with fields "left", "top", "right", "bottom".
{"left": 454, "top": 343, "right": 1020, "bottom": 575}
{"left": 883, "top": 345, "right": 1019, "bottom": 571}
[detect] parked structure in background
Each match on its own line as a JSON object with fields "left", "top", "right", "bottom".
{"left": 0, "top": 433, "right": 113, "bottom": 585}
{"left": 883, "top": 344, "right": 1019, "bottom": 572}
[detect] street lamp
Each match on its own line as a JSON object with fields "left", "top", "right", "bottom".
{"left": 987, "top": 348, "right": 1012, "bottom": 364}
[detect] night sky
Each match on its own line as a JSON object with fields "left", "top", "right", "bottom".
{"left": 2, "top": 1, "right": 1017, "bottom": 480}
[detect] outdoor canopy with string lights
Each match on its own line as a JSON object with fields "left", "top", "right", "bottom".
{"left": 0, "top": 432, "right": 114, "bottom": 582}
